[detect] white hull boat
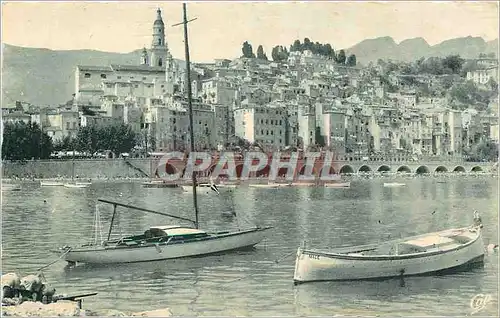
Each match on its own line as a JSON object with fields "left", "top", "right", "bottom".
{"left": 61, "top": 225, "right": 272, "bottom": 264}
{"left": 217, "top": 184, "right": 237, "bottom": 188}
{"left": 63, "top": 183, "right": 89, "bottom": 188}
{"left": 324, "top": 182, "right": 350, "bottom": 188}
{"left": 384, "top": 182, "right": 406, "bottom": 187}
{"left": 291, "top": 182, "right": 316, "bottom": 187}
{"left": 249, "top": 183, "right": 290, "bottom": 188}
{"left": 1, "top": 184, "right": 21, "bottom": 191}
{"left": 181, "top": 184, "right": 222, "bottom": 194}
{"left": 294, "top": 222, "right": 484, "bottom": 284}
{"left": 40, "top": 181, "right": 64, "bottom": 187}
{"left": 76, "top": 181, "right": 92, "bottom": 186}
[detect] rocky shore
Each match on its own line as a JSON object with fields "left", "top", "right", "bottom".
{"left": 2, "top": 301, "right": 172, "bottom": 316}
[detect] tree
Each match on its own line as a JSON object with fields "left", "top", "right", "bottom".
{"left": 271, "top": 45, "right": 289, "bottom": 62}
{"left": 271, "top": 46, "right": 279, "bottom": 61}
{"left": 346, "top": 54, "right": 357, "bottom": 66}
{"left": 471, "top": 140, "right": 499, "bottom": 161}
{"left": 256, "top": 45, "right": 268, "bottom": 60}
{"left": 336, "top": 50, "right": 346, "bottom": 64}
{"left": 290, "top": 39, "right": 302, "bottom": 52}
{"left": 303, "top": 38, "right": 312, "bottom": 51}
{"left": 2, "top": 121, "right": 53, "bottom": 160}
{"left": 487, "top": 78, "right": 498, "bottom": 93}
{"left": 324, "top": 44, "right": 335, "bottom": 59}
{"left": 241, "top": 41, "right": 255, "bottom": 58}
{"left": 442, "top": 55, "right": 465, "bottom": 74}
{"left": 279, "top": 46, "right": 289, "bottom": 61}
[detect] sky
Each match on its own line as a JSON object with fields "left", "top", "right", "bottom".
{"left": 2, "top": 1, "right": 499, "bottom": 62}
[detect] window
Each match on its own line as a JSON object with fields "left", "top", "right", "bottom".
{"left": 158, "top": 39, "right": 162, "bottom": 45}
{"left": 142, "top": 77, "right": 147, "bottom": 80}
{"left": 84, "top": 73, "right": 91, "bottom": 78}
{"left": 117, "top": 76, "right": 122, "bottom": 79}
{"left": 158, "top": 58, "right": 163, "bottom": 67}
{"left": 66, "top": 122, "right": 70, "bottom": 129}
{"left": 100, "top": 74, "right": 106, "bottom": 79}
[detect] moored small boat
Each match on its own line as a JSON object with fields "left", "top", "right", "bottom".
{"left": 60, "top": 224, "right": 271, "bottom": 264}
{"left": 383, "top": 182, "right": 406, "bottom": 187}
{"left": 181, "top": 183, "right": 220, "bottom": 194}
{"left": 324, "top": 182, "right": 350, "bottom": 188}
{"left": 142, "top": 180, "right": 178, "bottom": 188}
{"left": 249, "top": 183, "right": 289, "bottom": 188}
{"left": 291, "top": 182, "right": 316, "bottom": 187}
{"left": 1, "top": 184, "right": 21, "bottom": 191}
{"left": 40, "top": 181, "right": 64, "bottom": 187}
{"left": 293, "top": 213, "right": 485, "bottom": 284}
{"left": 63, "top": 183, "right": 89, "bottom": 189}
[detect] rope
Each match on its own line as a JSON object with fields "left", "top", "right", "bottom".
{"left": 36, "top": 248, "right": 72, "bottom": 272}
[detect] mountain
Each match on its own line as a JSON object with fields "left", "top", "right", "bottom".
{"left": 345, "top": 36, "right": 400, "bottom": 64}
{"left": 345, "top": 36, "right": 498, "bottom": 63}
{"left": 2, "top": 36, "right": 499, "bottom": 107}
{"left": 1, "top": 44, "right": 184, "bottom": 108}
{"left": 398, "top": 37, "right": 431, "bottom": 61}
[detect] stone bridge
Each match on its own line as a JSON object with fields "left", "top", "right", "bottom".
{"left": 131, "top": 155, "right": 496, "bottom": 179}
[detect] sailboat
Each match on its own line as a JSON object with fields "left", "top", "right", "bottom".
{"left": 57, "top": 4, "right": 272, "bottom": 265}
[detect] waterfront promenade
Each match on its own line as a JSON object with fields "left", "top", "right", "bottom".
{"left": 1, "top": 154, "right": 496, "bottom": 179}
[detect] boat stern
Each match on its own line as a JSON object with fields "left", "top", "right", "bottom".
{"left": 293, "top": 244, "right": 308, "bottom": 285}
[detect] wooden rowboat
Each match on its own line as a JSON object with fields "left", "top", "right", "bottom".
{"left": 294, "top": 213, "right": 485, "bottom": 284}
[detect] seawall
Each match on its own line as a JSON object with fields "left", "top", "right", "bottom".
{"left": 1, "top": 159, "right": 155, "bottom": 179}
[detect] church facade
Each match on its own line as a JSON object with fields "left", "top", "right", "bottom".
{"left": 74, "top": 9, "right": 180, "bottom": 108}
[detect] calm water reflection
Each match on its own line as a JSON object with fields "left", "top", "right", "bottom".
{"left": 2, "top": 177, "right": 498, "bottom": 316}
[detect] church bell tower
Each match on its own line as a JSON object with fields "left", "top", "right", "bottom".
{"left": 150, "top": 8, "right": 168, "bottom": 67}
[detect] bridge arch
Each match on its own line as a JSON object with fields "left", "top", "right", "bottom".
{"left": 471, "top": 166, "right": 483, "bottom": 172}
{"left": 358, "top": 165, "right": 372, "bottom": 173}
{"left": 155, "top": 163, "right": 177, "bottom": 177}
{"left": 377, "top": 165, "right": 391, "bottom": 172}
{"left": 235, "top": 164, "right": 244, "bottom": 178}
{"left": 453, "top": 166, "right": 466, "bottom": 172}
{"left": 277, "top": 167, "right": 290, "bottom": 177}
{"left": 435, "top": 166, "right": 448, "bottom": 173}
{"left": 256, "top": 165, "right": 271, "bottom": 177}
{"left": 396, "top": 165, "right": 411, "bottom": 173}
{"left": 416, "top": 165, "right": 430, "bottom": 174}
{"left": 339, "top": 165, "right": 354, "bottom": 174}
{"left": 319, "top": 165, "right": 336, "bottom": 177}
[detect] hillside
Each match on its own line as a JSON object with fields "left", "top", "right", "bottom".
{"left": 345, "top": 36, "right": 498, "bottom": 63}
{"left": 2, "top": 35, "right": 498, "bottom": 107}
{"left": 1, "top": 44, "right": 186, "bottom": 108}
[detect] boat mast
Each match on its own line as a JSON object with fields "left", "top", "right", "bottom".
{"left": 182, "top": 3, "right": 200, "bottom": 229}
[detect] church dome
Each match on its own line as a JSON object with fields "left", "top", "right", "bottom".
{"left": 154, "top": 8, "right": 164, "bottom": 26}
